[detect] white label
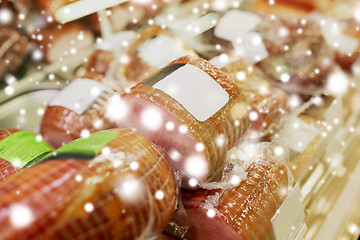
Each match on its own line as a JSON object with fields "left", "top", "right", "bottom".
{"left": 153, "top": 64, "right": 229, "bottom": 122}
{"left": 96, "top": 31, "right": 137, "bottom": 52}
{"left": 209, "top": 54, "right": 240, "bottom": 69}
{"left": 50, "top": 78, "right": 107, "bottom": 115}
{"left": 232, "top": 32, "right": 268, "bottom": 64}
{"left": 214, "top": 10, "right": 262, "bottom": 42}
{"left": 138, "top": 35, "right": 189, "bottom": 69}
{"left": 272, "top": 184, "right": 307, "bottom": 240}
{"left": 282, "top": 117, "right": 320, "bottom": 153}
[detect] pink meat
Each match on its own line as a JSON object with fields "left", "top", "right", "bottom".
{"left": 118, "top": 56, "right": 250, "bottom": 185}
{"left": 172, "top": 155, "right": 288, "bottom": 240}
{"left": 0, "top": 128, "right": 177, "bottom": 239}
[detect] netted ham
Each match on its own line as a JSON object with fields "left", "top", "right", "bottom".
{"left": 266, "top": 0, "right": 331, "bottom": 12}
{"left": 0, "top": 129, "right": 21, "bottom": 181}
{"left": 202, "top": 9, "right": 338, "bottom": 95}
{"left": 40, "top": 76, "right": 118, "bottom": 148}
{"left": 0, "top": 129, "right": 53, "bottom": 182}
{"left": 171, "top": 155, "right": 288, "bottom": 240}
{"left": 118, "top": 56, "right": 250, "bottom": 186}
{"left": 221, "top": 60, "right": 288, "bottom": 135}
{"left": 0, "top": 27, "right": 28, "bottom": 80}
{"left": 249, "top": 0, "right": 313, "bottom": 18}
{"left": 119, "top": 25, "right": 197, "bottom": 85}
{"left": 31, "top": 23, "right": 94, "bottom": 63}
{"left": 255, "top": 17, "right": 335, "bottom": 95}
{"left": 0, "top": 128, "right": 177, "bottom": 239}
{"left": 281, "top": 114, "right": 325, "bottom": 182}
{"left": 83, "top": 49, "right": 115, "bottom": 78}
{"left": 0, "top": 0, "right": 31, "bottom": 26}
{"left": 334, "top": 20, "right": 360, "bottom": 71}
{"left": 35, "top": 0, "right": 72, "bottom": 18}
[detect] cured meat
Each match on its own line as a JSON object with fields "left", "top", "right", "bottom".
{"left": 221, "top": 60, "right": 288, "bottom": 134}
{"left": 120, "top": 25, "right": 197, "bottom": 85}
{"left": 31, "top": 23, "right": 94, "bottom": 63}
{"left": 40, "top": 75, "right": 118, "bottom": 148}
{"left": 249, "top": 0, "right": 313, "bottom": 18}
{"left": 119, "top": 56, "right": 250, "bottom": 185}
{"left": 83, "top": 49, "right": 115, "bottom": 78}
{"left": 172, "top": 155, "right": 289, "bottom": 240}
{"left": 35, "top": 0, "right": 73, "bottom": 18}
{"left": 0, "top": 0, "right": 31, "bottom": 26}
{"left": 0, "top": 128, "right": 177, "bottom": 239}
{"left": 205, "top": 8, "right": 338, "bottom": 95}
{"left": 334, "top": 20, "right": 360, "bottom": 71}
{"left": 255, "top": 17, "right": 335, "bottom": 95}
{"left": 0, "top": 129, "right": 53, "bottom": 182}
{"left": 0, "top": 27, "right": 28, "bottom": 80}
{"left": 0, "top": 129, "right": 21, "bottom": 181}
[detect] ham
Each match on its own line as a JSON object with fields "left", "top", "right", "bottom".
{"left": 31, "top": 23, "right": 94, "bottom": 63}
{"left": 255, "top": 17, "right": 335, "bottom": 95}
{"left": 40, "top": 75, "right": 118, "bottom": 148}
{"left": 0, "top": 128, "right": 177, "bottom": 239}
{"left": 83, "top": 49, "right": 115, "bottom": 77}
{"left": 0, "top": 129, "right": 53, "bottom": 181}
{"left": 221, "top": 60, "right": 288, "bottom": 135}
{"left": 0, "top": 129, "right": 21, "bottom": 181}
{"left": 119, "top": 25, "right": 197, "bottom": 85}
{"left": 171, "top": 155, "right": 289, "bottom": 240}
{"left": 118, "top": 56, "right": 250, "bottom": 186}
{"left": 0, "top": 27, "right": 28, "bottom": 80}
{"left": 0, "top": 0, "right": 31, "bottom": 26}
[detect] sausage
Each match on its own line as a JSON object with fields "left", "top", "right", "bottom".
{"left": 0, "top": 27, "right": 28, "bottom": 80}
{"left": 0, "top": 128, "right": 177, "bottom": 239}
{"left": 119, "top": 56, "right": 250, "bottom": 186}
{"left": 171, "top": 155, "right": 288, "bottom": 240}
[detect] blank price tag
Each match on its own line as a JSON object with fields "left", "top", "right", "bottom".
{"left": 147, "top": 64, "right": 229, "bottom": 122}
{"left": 50, "top": 78, "right": 107, "bottom": 115}
{"left": 271, "top": 183, "right": 307, "bottom": 240}
{"left": 138, "top": 35, "right": 189, "bottom": 69}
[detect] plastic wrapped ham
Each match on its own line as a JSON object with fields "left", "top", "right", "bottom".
{"left": 40, "top": 75, "right": 118, "bottom": 148}
{"left": 0, "top": 129, "right": 53, "bottom": 181}
{"left": 0, "top": 0, "right": 31, "bottom": 26}
{"left": 36, "top": 0, "right": 171, "bottom": 31}
{"left": 208, "top": 9, "right": 336, "bottom": 95}
{"left": 0, "top": 27, "right": 28, "bottom": 80}
{"left": 221, "top": 60, "right": 288, "bottom": 136}
{"left": 170, "top": 155, "right": 289, "bottom": 240}
{"left": 30, "top": 23, "right": 94, "bottom": 63}
{"left": 118, "top": 56, "right": 250, "bottom": 187}
{"left": 118, "top": 25, "right": 197, "bottom": 87}
{"left": 0, "top": 128, "right": 177, "bottom": 239}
